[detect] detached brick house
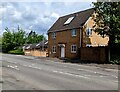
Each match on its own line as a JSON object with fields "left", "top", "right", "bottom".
{"left": 48, "top": 8, "right": 109, "bottom": 59}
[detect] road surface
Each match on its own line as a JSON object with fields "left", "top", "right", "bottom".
{"left": 1, "top": 54, "right": 118, "bottom": 90}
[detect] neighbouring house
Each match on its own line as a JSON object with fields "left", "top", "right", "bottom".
{"left": 23, "top": 40, "right": 48, "bottom": 57}
{"left": 48, "top": 8, "right": 109, "bottom": 60}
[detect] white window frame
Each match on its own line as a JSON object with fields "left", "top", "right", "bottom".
{"left": 86, "top": 44, "right": 92, "bottom": 47}
{"left": 52, "top": 32, "right": 56, "bottom": 39}
{"left": 52, "top": 46, "right": 56, "bottom": 53}
{"left": 86, "top": 28, "right": 92, "bottom": 36}
{"left": 64, "top": 16, "right": 74, "bottom": 25}
{"left": 71, "top": 29, "right": 77, "bottom": 36}
{"left": 71, "top": 44, "right": 77, "bottom": 53}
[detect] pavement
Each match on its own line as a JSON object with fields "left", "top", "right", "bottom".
{"left": 0, "top": 54, "right": 119, "bottom": 90}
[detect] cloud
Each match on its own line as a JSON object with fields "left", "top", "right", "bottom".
{"left": 51, "top": 12, "right": 60, "bottom": 19}
{"left": 1, "top": 2, "right": 93, "bottom": 36}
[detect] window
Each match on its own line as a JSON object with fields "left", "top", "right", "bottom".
{"left": 64, "top": 16, "right": 74, "bottom": 25}
{"left": 86, "top": 44, "right": 92, "bottom": 47}
{"left": 71, "top": 44, "right": 77, "bottom": 53}
{"left": 52, "top": 46, "right": 56, "bottom": 53}
{"left": 99, "top": 44, "right": 105, "bottom": 47}
{"left": 52, "top": 32, "right": 56, "bottom": 39}
{"left": 71, "top": 29, "right": 77, "bottom": 36}
{"left": 86, "top": 28, "right": 92, "bottom": 36}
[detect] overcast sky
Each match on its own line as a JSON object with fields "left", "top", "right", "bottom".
{"left": 1, "top": 1, "right": 94, "bottom": 37}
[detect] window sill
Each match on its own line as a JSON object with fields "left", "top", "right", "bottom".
{"left": 71, "top": 51, "right": 77, "bottom": 53}
{"left": 52, "top": 38, "right": 56, "bottom": 39}
{"left": 86, "top": 35, "right": 92, "bottom": 37}
{"left": 72, "top": 35, "right": 77, "bottom": 37}
{"left": 52, "top": 52, "right": 56, "bottom": 54}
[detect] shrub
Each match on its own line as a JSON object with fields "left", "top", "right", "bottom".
{"left": 8, "top": 49, "right": 24, "bottom": 55}
{"left": 110, "top": 54, "right": 120, "bottom": 65}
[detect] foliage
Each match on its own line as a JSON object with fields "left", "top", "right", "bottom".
{"left": 92, "top": 2, "right": 120, "bottom": 44}
{"left": 110, "top": 53, "right": 120, "bottom": 65}
{"left": 2, "top": 26, "right": 46, "bottom": 53}
{"left": 25, "top": 30, "right": 45, "bottom": 44}
{"left": 92, "top": 2, "right": 120, "bottom": 64}
{"left": 0, "top": 36, "right": 2, "bottom": 45}
{"left": 8, "top": 49, "right": 24, "bottom": 55}
{"left": 0, "top": 36, "right": 2, "bottom": 52}
{"left": 2, "top": 28, "right": 14, "bottom": 52}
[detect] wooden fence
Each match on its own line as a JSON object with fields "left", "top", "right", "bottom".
{"left": 80, "top": 47, "right": 109, "bottom": 63}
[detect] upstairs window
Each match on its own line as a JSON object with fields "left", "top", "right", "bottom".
{"left": 64, "top": 16, "right": 74, "bottom": 25}
{"left": 71, "top": 29, "right": 77, "bottom": 36}
{"left": 52, "top": 32, "right": 56, "bottom": 39}
{"left": 71, "top": 44, "right": 77, "bottom": 53}
{"left": 86, "top": 28, "right": 92, "bottom": 36}
{"left": 52, "top": 46, "right": 56, "bottom": 53}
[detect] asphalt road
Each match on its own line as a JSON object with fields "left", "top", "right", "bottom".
{"left": 1, "top": 54, "right": 118, "bottom": 90}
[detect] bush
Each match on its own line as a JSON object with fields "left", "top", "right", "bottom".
{"left": 8, "top": 49, "right": 24, "bottom": 55}
{"left": 110, "top": 54, "right": 120, "bottom": 65}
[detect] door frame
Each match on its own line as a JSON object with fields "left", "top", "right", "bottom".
{"left": 60, "top": 47, "right": 65, "bottom": 58}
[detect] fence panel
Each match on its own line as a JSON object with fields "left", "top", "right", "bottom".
{"left": 80, "top": 47, "right": 108, "bottom": 63}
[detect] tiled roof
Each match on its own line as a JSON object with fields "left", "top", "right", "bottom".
{"left": 24, "top": 40, "right": 48, "bottom": 50}
{"left": 48, "top": 8, "right": 94, "bottom": 33}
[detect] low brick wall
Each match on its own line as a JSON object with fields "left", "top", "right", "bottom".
{"left": 24, "top": 49, "right": 48, "bottom": 57}
{"left": 80, "top": 47, "right": 108, "bottom": 63}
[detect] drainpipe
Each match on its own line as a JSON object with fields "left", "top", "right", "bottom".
{"left": 78, "top": 27, "right": 82, "bottom": 60}
{"left": 80, "top": 28, "right": 82, "bottom": 48}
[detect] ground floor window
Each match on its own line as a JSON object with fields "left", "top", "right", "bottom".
{"left": 52, "top": 46, "right": 56, "bottom": 53}
{"left": 71, "top": 44, "right": 77, "bottom": 53}
{"left": 86, "top": 44, "right": 92, "bottom": 47}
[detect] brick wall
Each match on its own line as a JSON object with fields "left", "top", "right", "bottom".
{"left": 48, "top": 28, "right": 80, "bottom": 59}
{"left": 24, "top": 48, "right": 48, "bottom": 57}
{"left": 82, "top": 16, "right": 109, "bottom": 47}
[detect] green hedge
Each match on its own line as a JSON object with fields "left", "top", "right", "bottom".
{"left": 8, "top": 49, "right": 24, "bottom": 55}
{"left": 110, "top": 54, "right": 120, "bottom": 65}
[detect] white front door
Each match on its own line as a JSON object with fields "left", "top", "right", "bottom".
{"left": 61, "top": 47, "right": 65, "bottom": 58}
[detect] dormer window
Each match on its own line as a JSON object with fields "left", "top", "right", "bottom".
{"left": 52, "top": 32, "right": 56, "bottom": 39}
{"left": 64, "top": 16, "right": 74, "bottom": 25}
{"left": 71, "top": 28, "right": 77, "bottom": 36}
{"left": 86, "top": 28, "right": 92, "bottom": 36}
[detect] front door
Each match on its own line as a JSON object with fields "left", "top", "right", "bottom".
{"left": 61, "top": 47, "right": 65, "bottom": 58}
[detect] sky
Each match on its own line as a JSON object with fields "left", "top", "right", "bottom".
{"left": 0, "top": 0, "right": 95, "bottom": 38}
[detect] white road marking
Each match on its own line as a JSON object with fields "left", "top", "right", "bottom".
{"left": 47, "top": 60, "right": 118, "bottom": 78}
{"left": 28, "top": 65, "right": 32, "bottom": 67}
{"left": 78, "top": 68, "right": 118, "bottom": 79}
{"left": 114, "top": 81, "right": 118, "bottom": 83}
{"left": 22, "top": 64, "right": 42, "bottom": 70}
{"left": 7, "top": 65, "right": 19, "bottom": 70}
{"left": 23, "top": 64, "right": 28, "bottom": 67}
{"left": 32, "top": 64, "right": 35, "bottom": 65}
{"left": 52, "top": 70, "right": 89, "bottom": 79}
{"left": 14, "top": 66, "right": 18, "bottom": 68}
{"left": 6, "top": 61, "right": 17, "bottom": 64}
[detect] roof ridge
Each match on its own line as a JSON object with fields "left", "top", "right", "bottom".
{"left": 59, "top": 8, "right": 94, "bottom": 18}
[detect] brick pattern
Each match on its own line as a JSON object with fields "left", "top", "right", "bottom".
{"left": 48, "top": 16, "right": 109, "bottom": 59}
{"left": 48, "top": 28, "right": 80, "bottom": 59}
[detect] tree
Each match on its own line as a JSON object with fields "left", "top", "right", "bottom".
{"left": 0, "top": 36, "right": 2, "bottom": 52}
{"left": 92, "top": 2, "right": 120, "bottom": 44}
{"left": 12, "top": 26, "right": 26, "bottom": 47}
{"left": 2, "top": 26, "right": 46, "bottom": 53}
{"left": 25, "top": 30, "right": 45, "bottom": 44}
{"left": 2, "top": 27, "right": 13, "bottom": 52}
{"left": 92, "top": 2, "right": 120, "bottom": 64}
